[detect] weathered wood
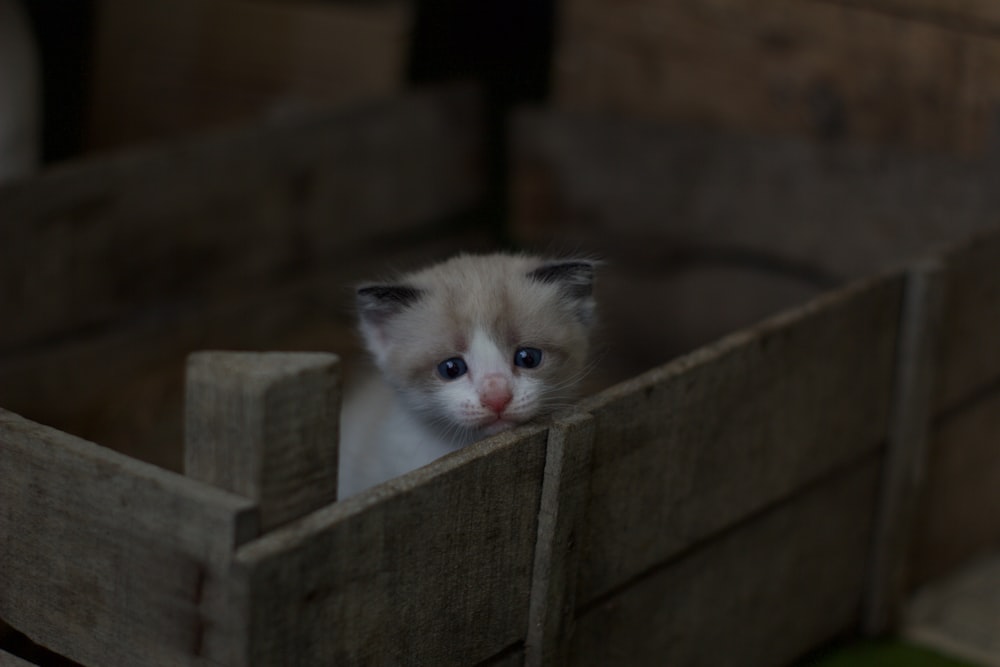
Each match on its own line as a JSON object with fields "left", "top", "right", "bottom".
{"left": 553, "top": 0, "right": 1000, "bottom": 151}
{"left": 864, "top": 261, "right": 944, "bottom": 634}
{"left": 0, "top": 409, "right": 258, "bottom": 667}
{"left": 185, "top": 351, "right": 340, "bottom": 532}
{"left": 574, "top": 274, "right": 902, "bottom": 602}
{"left": 905, "top": 552, "right": 1000, "bottom": 667}
{"left": 89, "top": 0, "right": 411, "bottom": 149}
{"left": 232, "top": 426, "right": 549, "bottom": 666}
{"left": 512, "top": 110, "right": 1000, "bottom": 283}
{"left": 525, "top": 413, "right": 595, "bottom": 667}
{"left": 0, "top": 86, "right": 483, "bottom": 352}
{"left": 934, "top": 228, "right": 1000, "bottom": 413}
{"left": 570, "top": 458, "right": 882, "bottom": 667}
{"left": 910, "top": 389, "right": 1000, "bottom": 587}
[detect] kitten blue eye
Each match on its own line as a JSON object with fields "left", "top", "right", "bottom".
{"left": 514, "top": 347, "right": 543, "bottom": 369}
{"left": 437, "top": 357, "right": 468, "bottom": 380}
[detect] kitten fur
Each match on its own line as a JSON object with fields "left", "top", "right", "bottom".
{"left": 338, "top": 253, "right": 596, "bottom": 498}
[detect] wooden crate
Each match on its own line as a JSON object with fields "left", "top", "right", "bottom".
{"left": 2, "top": 75, "right": 1000, "bottom": 666}
{"left": 5, "top": 222, "right": 998, "bottom": 664}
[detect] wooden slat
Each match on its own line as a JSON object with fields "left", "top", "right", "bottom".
{"left": 910, "top": 390, "right": 1000, "bottom": 587}
{"left": 0, "top": 86, "right": 483, "bottom": 352}
{"left": 0, "top": 409, "right": 258, "bottom": 667}
{"left": 864, "top": 261, "right": 944, "bottom": 634}
{"left": 574, "top": 274, "right": 902, "bottom": 602}
{"left": 525, "top": 413, "right": 595, "bottom": 667}
{"left": 569, "top": 458, "right": 881, "bottom": 666}
{"left": 512, "top": 110, "right": 1000, "bottom": 282}
{"left": 935, "top": 228, "right": 1000, "bottom": 413}
{"left": 185, "top": 351, "right": 340, "bottom": 531}
{"left": 553, "top": 0, "right": 1000, "bottom": 151}
{"left": 231, "top": 426, "right": 549, "bottom": 666}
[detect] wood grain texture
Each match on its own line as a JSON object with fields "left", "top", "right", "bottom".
{"left": 910, "top": 389, "right": 1000, "bottom": 588}
{"left": 525, "top": 413, "right": 595, "bottom": 667}
{"left": 570, "top": 459, "right": 881, "bottom": 666}
{"left": 0, "top": 86, "right": 483, "bottom": 353}
{"left": 231, "top": 426, "right": 549, "bottom": 666}
{"left": 0, "top": 409, "right": 258, "bottom": 667}
{"left": 574, "top": 274, "right": 902, "bottom": 602}
{"left": 185, "top": 351, "right": 340, "bottom": 532}
{"left": 553, "top": 0, "right": 1000, "bottom": 151}
{"left": 934, "top": 228, "right": 1000, "bottom": 413}
{"left": 512, "top": 110, "right": 1000, "bottom": 282}
{"left": 864, "top": 261, "right": 944, "bottom": 634}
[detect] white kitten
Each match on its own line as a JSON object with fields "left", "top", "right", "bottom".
{"left": 338, "top": 253, "right": 596, "bottom": 498}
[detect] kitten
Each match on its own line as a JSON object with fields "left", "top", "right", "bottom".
{"left": 337, "top": 253, "right": 596, "bottom": 498}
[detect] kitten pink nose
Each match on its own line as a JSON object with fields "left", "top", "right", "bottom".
{"left": 479, "top": 374, "right": 513, "bottom": 414}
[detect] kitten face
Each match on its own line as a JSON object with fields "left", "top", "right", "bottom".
{"left": 357, "top": 254, "right": 596, "bottom": 442}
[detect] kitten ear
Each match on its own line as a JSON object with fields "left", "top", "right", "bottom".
{"left": 528, "top": 260, "right": 597, "bottom": 324}
{"left": 356, "top": 284, "right": 423, "bottom": 364}
{"left": 357, "top": 285, "right": 422, "bottom": 321}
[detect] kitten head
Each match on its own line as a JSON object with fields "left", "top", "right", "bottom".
{"left": 357, "top": 253, "right": 596, "bottom": 441}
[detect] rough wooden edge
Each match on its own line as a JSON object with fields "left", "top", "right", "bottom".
{"left": 525, "top": 412, "right": 595, "bottom": 667}
{"left": 863, "top": 260, "right": 945, "bottom": 635}
{"left": 230, "top": 423, "right": 549, "bottom": 665}
{"left": 185, "top": 351, "right": 340, "bottom": 532}
{"left": 0, "top": 408, "right": 258, "bottom": 666}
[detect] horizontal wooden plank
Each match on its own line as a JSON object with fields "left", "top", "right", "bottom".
{"left": 574, "top": 274, "right": 902, "bottom": 601}
{"left": 0, "top": 409, "right": 258, "bottom": 666}
{"left": 0, "top": 85, "right": 483, "bottom": 352}
{"left": 934, "top": 227, "right": 1000, "bottom": 412}
{"left": 553, "top": 0, "right": 1000, "bottom": 151}
{"left": 570, "top": 457, "right": 881, "bottom": 666}
{"left": 232, "top": 426, "right": 549, "bottom": 665}
{"left": 910, "top": 389, "right": 1000, "bottom": 588}
{"left": 89, "top": 0, "right": 411, "bottom": 149}
{"left": 512, "top": 110, "right": 1000, "bottom": 283}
